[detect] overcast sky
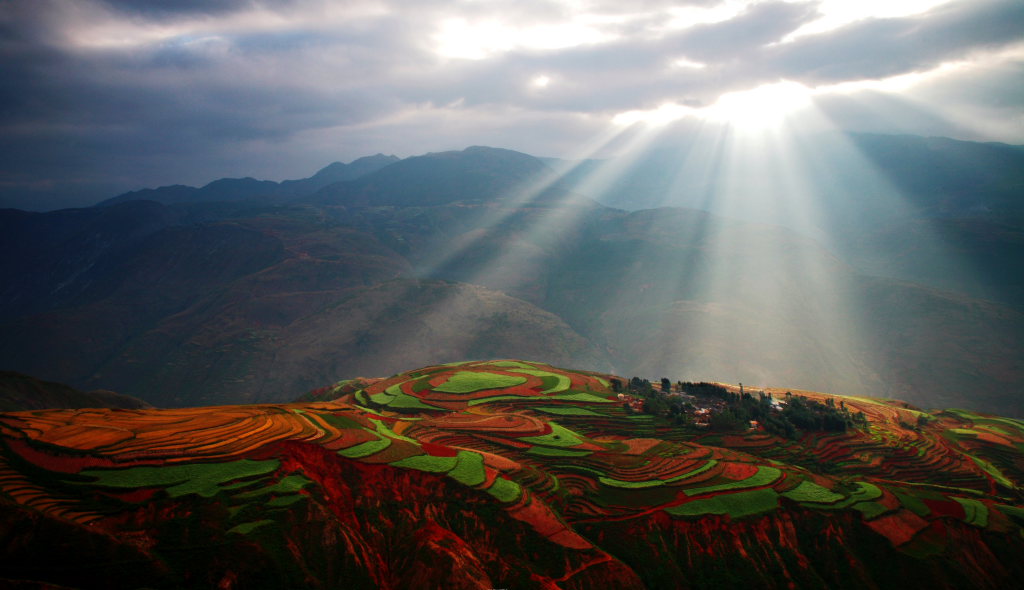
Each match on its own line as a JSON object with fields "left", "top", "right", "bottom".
{"left": 2, "top": 0, "right": 1023, "bottom": 210}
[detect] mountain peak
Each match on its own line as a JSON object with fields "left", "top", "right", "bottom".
{"left": 306, "top": 154, "right": 400, "bottom": 183}
{"left": 310, "top": 145, "right": 552, "bottom": 207}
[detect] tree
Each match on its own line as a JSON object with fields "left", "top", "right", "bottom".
{"left": 643, "top": 394, "right": 669, "bottom": 416}
{"left": 710, "top": 409, "right": 743, "bottom": 431}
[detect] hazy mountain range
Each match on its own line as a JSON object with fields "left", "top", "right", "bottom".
{"left": 0, "top": 132, "right": 1021, "bottom": 414}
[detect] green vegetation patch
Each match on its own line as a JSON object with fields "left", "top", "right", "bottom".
{"left": 508, "top": 369, "right": 571, "bottom": 393}
{"left": 552, "top": 391, "right": 614, "bottom": 403}
{"left": 363, "top": 382, "right": 437, "bottom": 410}
{"left": 950, "top": 428, "right": 979, "bottom": 437}
{"left": 810, "top": 482, "right": 882, "bottom": 510}
{"left": 526, "top": 446, "right": 593, "bottom": 458}
{"left": 369, "top": 391, "right": 396, "bottom": 405}
{"left": 411, "top": 378, "right": 433, "bottom": 393}
{"left": 683, "top": 466, "right": 781, "bottom": 497}
{"left": 227, "top": 520, "right": 274, "bottom": 535}
{"left": 319, "top": 413, "right": 364, "bottom": 430}
{"left": 599, "top": 476, "right": 665, "bottom": 489}
{"left": 338, "top": 436, "right": 391, "bottom": 458}
{"left": 782, "top": 480, "right": 844, "bottom": 505}
{"left": 534, "top": 406, "right": 606, "bottom": 417}
{"left": 487, "top": 477, "right": 522, "bottom": 503}
{"left": 391, "top": 453, "right": 459, "bottom": 473}
{"left": 844, "top": 482, "right": 882, "bottom": 504}
{"left": 383, "top": 448, "right": 487, "bottom": 486}
{"left": 372, "top": 382, "right": 444, "bottom": 410}
{"left": 386, "top": 391, "right": 445, "bottom": 411}
{"left": 519, "top": 421, "right": 585, "bottom": 448}
{"left": 372, "top": 418, "right": 418, "bottom": 443}
{"left": 666, "top": 488, "right": 779, "bottom": 519}
{"left": 983, "top": 416, "right": 1024, "bottom": 431}
{"left": 953, "top": 497, "right": 989, "bottom": 527}
{"left": 852, "top": 501, "right": 889, "bottom": 519}
{"left": 82, "top": 459, "right": 280, "bottom": 498}
{"left": 447, "top": 451, "right": 487, "bottom": 486}
{"left": 944, "top": 409, "right": 983, "bottom": 421}
{"left": 267, "top": 495, "right": 306, "bottom": 507}
{"left": 434, "top": 371, "right": 527, "bottom": 394}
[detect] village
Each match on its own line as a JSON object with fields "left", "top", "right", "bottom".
{"left": 611, "top": 377, "right": 861, "bottom": 437}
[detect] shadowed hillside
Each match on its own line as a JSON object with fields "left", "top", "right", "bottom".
{"left": 1, "top": 139, "right": 1022, "bottom": 416}
{"left": 0, "top": 372, "right": 150, "bottom": 411}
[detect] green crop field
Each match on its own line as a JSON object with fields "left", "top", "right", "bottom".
{"left": 666, "top": 488, "right": 780, "bottom": 519}
{"left": 81, "top": 459, "right": 280, "bottom": 498}
{"left": 434, "top": 371, "right": 527, "bottom": 393}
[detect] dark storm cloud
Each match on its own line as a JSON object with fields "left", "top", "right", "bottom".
{"left": 1, "top": 0, "right": 1022, "bottom": 210}
{"left": 760, "top": 0, "right": 1024, "bottom": 83}
{"left": 0, "top": 0, "right": 420, "bottom": 208}
{"left": 98, "top": 0, "right": 267, "bottom": 17}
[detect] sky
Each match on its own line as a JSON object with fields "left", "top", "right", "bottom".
{"left": 1, "top": 0, "right": 1023, "bottom": 210}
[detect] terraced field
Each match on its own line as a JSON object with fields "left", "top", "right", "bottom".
{"left": 1, "top": 360, "right": 1023, "bottom": 589}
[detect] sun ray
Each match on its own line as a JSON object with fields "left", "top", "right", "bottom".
{"left": 412, "top": 123, "right": 636, "bottom": 283}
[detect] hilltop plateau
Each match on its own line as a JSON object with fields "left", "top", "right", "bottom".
{"left": 1, "top": 360, "right": 1023, "bottom": 589}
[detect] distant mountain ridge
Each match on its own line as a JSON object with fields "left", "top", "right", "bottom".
{"left": 1, "top": 136, "right": 1022, "bottom": 416}
{"left": 306, "top": 146, "right": 570, "bottom": 207}
{"left": 0, "top": 371, "right": 150, "bottom": 411}
{"left": 96, "top": 154, "right": 399, "bottom": 207}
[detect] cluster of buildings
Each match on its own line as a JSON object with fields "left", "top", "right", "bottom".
{"left": 619, "top": 383, "right": 789, "bottom": 430}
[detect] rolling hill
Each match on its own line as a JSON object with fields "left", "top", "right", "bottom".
{"left": 1, "top": 360, "right": 1022, "bottom": 589}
